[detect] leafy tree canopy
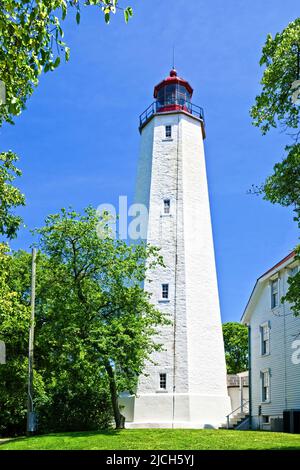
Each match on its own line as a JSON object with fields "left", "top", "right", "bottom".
{"left": 32, "top": 207, "right": 168, "bottom": 428}
{"left": 0, "top": 151, "right": 25, "bottom": 239}
{"left": 222, "top": 322, "right": 248, "bottom": 374}
{"left": 251, "top": 18, "right": 300, "bottom": 136}
{"left": 0, "top": 1, "right": 133, "bottom": 126}
{"left": 251, "top": 18, "right": 300, "bottom": 315}
{"left": 0, "top": 207, "right": 168, "bottom": 433}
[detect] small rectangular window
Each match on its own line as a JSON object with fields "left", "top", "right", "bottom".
{"left": 163, "top": 199, "right": 170, "bottom": 214}
{"left": 271, "top": 279, "right": 278, "bottom": 309}
{"left": 261, "top": 323, "right": 270, "bottom": 355}
{"left": 162, "top": 283, "right": 169, "bottom": 299}
{"left": 262, "top": 370, "right": 270, "bottom": 402}
{"left": 159, "top": 373, "right": 167, "bottom": 390}
{"left": 165, "top": 125, "right": 172, "bottom": 138}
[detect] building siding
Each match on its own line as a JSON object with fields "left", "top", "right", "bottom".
{"left": 247, "top": 266, "right": 300, "bottom": 429}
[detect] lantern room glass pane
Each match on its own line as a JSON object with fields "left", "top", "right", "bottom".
{"left": 157, "top": 88, "right": 165, "bottom": 108}
{"left": 165, "top": 85, "right": 176, "bottom": 105}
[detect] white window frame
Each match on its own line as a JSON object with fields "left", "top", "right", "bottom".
{"left": 270, "top": 278, "right": 279, "bottom": 309}
{"left": 260, "top": 321, "right": 270, "bottom": 356}
{"left": 261, "top": 369, "right": 271, "bottom": 403}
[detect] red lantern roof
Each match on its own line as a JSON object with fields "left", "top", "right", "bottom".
{"left": 153, "top": 69, "right": 193, "bottom": 98}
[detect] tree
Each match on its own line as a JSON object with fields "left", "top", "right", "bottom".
{"left": 0, "top": 1, "right": 133, "bottom": 236}
{"left": 251, "top": 18, "right": 300, "bottom": 137}
{"left": 222, "top": 322, "right": 248, "bottom": 374}
{"left": 32, "top": 207, "right": 168, "bottom": 429}
{"left": 251, "top": 18, "right": 300, "bottom": 314}
{"left": 0, "top": 151, "right": 25, "bottom": 239}
{"left": 0, "top": 244, "right": 31, "bottom": 435}
{"left": 0, "top": 0, "right": 133, "bottom": 126}
{"left": 0, "top": 3, "right": 134, "bottom": 435}
{"left": 284, "top": 252, "right": 300, "bottom": 316}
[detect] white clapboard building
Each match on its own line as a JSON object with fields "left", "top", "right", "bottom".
{"left": 121, "top": 69, "right": 231, "bottom": 428}
{"left": 241, "top": 251, "right": 300, "bottom": 431}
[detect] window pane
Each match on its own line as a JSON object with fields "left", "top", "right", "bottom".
{"left": 262, "top": 370, "right": 270, "bottom": 401}
{"left": 164, "top": 199, "right": 170, "bottom": 213}
{"left": 165, "top": 125, "right": 172, "bottom": 138}
{"left": 290, "top": 266, "right": 298, "bottom": 277}
{"left": 157, "top": 88, "right": 165, "bottom": 108}
{"left": 263, "top": 325, "right": 269, "bottom": 340}
{"left": 271, "top": 281, "right": 278, "bottom": 308}
{"left": 271, "top": 280, "right": 278, "bottom": 294}
{"left": 165, "top": 85, "right": 176, "bottom": 104}
{"left": 159, "top": 373, "right": 166, "bottom": 389}
{"left": 162, "top": 284, "right": 169, "bottom": 299}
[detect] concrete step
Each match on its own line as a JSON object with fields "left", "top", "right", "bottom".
{"left": 220, "top": 414, "right": 249, "bottom": 430}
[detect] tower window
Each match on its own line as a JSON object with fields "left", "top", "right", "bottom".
{"left": 271, "top": 279, "right": 278, "bottom": 309}
{"left": 163, "top": 199, "right": 170, "bottom": 214}
{"left": 161, "top": 283, "right": 169, "bottom": 299}
{"left": 165, "top": 125, "right": 172, "bottom": 138}
{"left": 159, "top": 373, "right": 167, "bottom": 390}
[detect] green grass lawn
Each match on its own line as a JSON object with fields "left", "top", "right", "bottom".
{"left": 1, "top": 429, "right": 300, "bottom": 450}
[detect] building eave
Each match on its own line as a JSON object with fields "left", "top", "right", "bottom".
{"left": 241, "top": 250, "right": 296, "bottom": 325}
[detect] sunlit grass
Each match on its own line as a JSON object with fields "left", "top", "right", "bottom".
{"left": 1, "top": 428, "right": 300, "bottom": 450}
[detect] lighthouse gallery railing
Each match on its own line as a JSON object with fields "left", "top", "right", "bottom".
{"left": 139, "top": 100, "right": 205, "bottom": 129}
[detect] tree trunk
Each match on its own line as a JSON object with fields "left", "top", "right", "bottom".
{"left": 105, "top": 362, "right": 125, "bottom": 429}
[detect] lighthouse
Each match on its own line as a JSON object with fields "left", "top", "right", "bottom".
{"left": 123, "top": 69, "right": 231, "bottom": 428}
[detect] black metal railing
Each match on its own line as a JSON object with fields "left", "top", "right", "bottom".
{"left": 139, "top": 100, "right": 205, "bottom": 129}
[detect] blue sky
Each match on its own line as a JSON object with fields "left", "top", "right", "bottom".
{"left": 1, "top": 0, "right": 299, "bottom": 322}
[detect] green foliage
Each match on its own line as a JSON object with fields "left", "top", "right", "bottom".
{"left": 251, "top": 18, "right": 300, "bottom": 316}
{"left": 222, "top": 322, "right": 248, "bottom": 374}
{"left": 32, "top": 206, "right": 168, "bottom": 428}
{"left": 260, "top": 144, "right": 300, "bottom": 315}
{"left": 37, "top": 365, "right": 112, "bottom": 433}
{"left": 263, "top": 144, "right": 300, "bottom": 211}
{"left": 0, "top": 207, "right": 168, "bottom": 434}
{"left": 251, "top": 18, "right": 300, "bottom": 135}
{"left": 0, "top": 2, "right": 135, "bottom": 435}
{"left": 0, "top": 1, "right": 133, "bottom": 126}
{"left": 0, "top": 151, "right": 25, "bottom": 239}
{"left": 283, "top": 246, "right": 300, "bottom": 316}
{"left": 0, "top": 243, "right": 30, "bottom": 435}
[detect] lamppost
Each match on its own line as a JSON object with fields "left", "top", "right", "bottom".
{"left": 27, "top": 248, "right": 37, "bottom": 434}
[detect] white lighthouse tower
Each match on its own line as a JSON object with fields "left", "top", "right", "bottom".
{"left": 125, "top": 69, "right": 231, "bottom": 428}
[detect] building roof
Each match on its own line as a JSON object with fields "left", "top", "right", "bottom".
{"left": 241, "top": 250, "right": 296, "bottom": 325}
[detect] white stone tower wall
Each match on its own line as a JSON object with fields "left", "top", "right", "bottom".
{"left": 123, "top": 110, "right": 231, "bottom": 428}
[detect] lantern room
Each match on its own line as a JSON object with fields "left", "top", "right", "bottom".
{"left": 139, "top": 69, "right": 205, "bottom": 137}
{"left": 154, "top": 68, "right": 193, "bottom": 113}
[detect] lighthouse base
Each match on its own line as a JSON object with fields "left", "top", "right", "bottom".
{"left": 119, "top": 393, "right": 231, "bottom": 429}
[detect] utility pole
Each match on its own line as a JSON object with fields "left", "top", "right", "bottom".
{"left": 27, "top": 247, "right": 37, "bottom": 434}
